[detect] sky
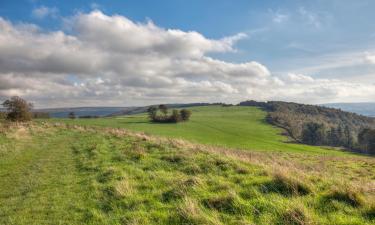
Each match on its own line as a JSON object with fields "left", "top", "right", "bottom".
{"left": 0, "top": 0, "right": 375, "bottom": 108}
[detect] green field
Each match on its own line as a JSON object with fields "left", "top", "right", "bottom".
{"left": 1, "top": 106, "right": 374, "bottom": 224}
{"left": 0, "top": 124, "right": 374, "bottom": 225}
{"left": 50, "top": 106, "right": 346, "bottom": 155}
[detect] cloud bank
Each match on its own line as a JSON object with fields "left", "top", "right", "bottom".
{"left": 0, "top": 11, "right": 374, "bottom": 107}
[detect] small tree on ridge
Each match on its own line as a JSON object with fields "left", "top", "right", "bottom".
{"left": 2, "top": 96, "right": 33, "bottom": 122}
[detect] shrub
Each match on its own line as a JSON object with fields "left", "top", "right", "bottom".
{"left": 68, "top": 112, "right": 76, "bottom": 119}
{"left": 147, "top": 105, "right": 192, "bottom": 123}
{"left": 170, "top": 109, "right": 182, "bottom": 123}
{"left": 147, "top": 106, "right": 158, "bottom": 121}
{"left": 180, "top": 109, "right": 192, "bottom": 121}
{"left": 2, "top": 96, "right": 33, "bottom": 122}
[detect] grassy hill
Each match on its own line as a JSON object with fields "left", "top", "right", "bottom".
{"left": 49, "top": 106, "right": 347, "bottom": 155}
{"left": 1, "top": 106, "right": 374, "bottom": 224}
{"left": 0, "top": 123, "right": 374, "bottom": 225}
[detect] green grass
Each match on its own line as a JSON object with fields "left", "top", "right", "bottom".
{"left": 49, "top": 106, "right": 347, "bottom": 155}
{"left": 0, "top": 124, "right": 374, "bottom": 225}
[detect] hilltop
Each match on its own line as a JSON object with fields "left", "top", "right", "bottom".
{"left": 0, "top": 123, "right": 374, "bottom": 225}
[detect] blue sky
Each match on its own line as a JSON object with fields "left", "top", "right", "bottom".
{"left": 0, "top": 0, "right": 374, "bottom": 107}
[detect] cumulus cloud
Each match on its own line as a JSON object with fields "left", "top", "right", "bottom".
{"left": 364, "top": 51, "right": 375, "bottom": 64}
{"left": 32, "top": 6, "right": 59, "bottom": 19}
{"left": 0, "top": 11, "right": 374, "bottom": 107}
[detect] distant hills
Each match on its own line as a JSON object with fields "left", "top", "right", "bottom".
{"left": 4, "top": 101, "right": 375, "bottom": 118}
{"left": 323, "top": 102, "right": 375, "bottom": 117}
{"left": 35, "top": 107, "right": 132, "bottom": 118}
{"left": 35, "top": 103, "right": 210, "bottom": 118}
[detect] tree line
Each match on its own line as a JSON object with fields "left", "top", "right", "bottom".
{"left": 241, "top": 100, "right": 375, "bottom": 154}
{"left": 147, "top": 105, "right": 191, "bottom": 123}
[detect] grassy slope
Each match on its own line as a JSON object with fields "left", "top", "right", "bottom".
{"left": 50, "top": 106, "right": 347, "bottom": 155}
{"left": 0, "top": 124, "right": 374, "bottom": 225}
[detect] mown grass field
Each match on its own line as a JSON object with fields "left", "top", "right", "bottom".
{"left": 0, "top": 123, "right": 374, "bottom": 225}
{"left": 50, "top": 106, "right": 348, "bottom": 155}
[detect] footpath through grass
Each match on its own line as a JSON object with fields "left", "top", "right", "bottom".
{"left": 50, "top": 106, "right": 348, "bottom": 155}
{"left": 0, "top": 127, "right": 95, "bottom": 224}
{"left": 0, "top": 124, "right": 374, "bottom": 225}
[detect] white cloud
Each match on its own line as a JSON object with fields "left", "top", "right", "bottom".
{"left": 273, "top": 13, "right": 289, "bottom": 23}
{"left": 0, "top": 11, "right": 374, "bottom": 107}
{"left": 364, "top": 51, "right": 375, "bottom": 64}
{"left": 32, "top": 6, "right": 58, "bottom": 19}
{"left": 286, "top": 73, "right": 314, "bottom": 83}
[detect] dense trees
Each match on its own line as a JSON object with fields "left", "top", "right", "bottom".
{"left": 240, "top": 100, "right": 375, "bottom": 154}
{"left": 358, "top": 128, "right": 375, "bottom": 154}
{"left": 2, "top": 96, "right": 33, "bottom": 122}
{"left": 147, "top": 106, "right": 158, "bottom": 120}
{"left": 147, "top": 105, "right": 191, "bottom": 123}
{"left": 301, "top": 122, "right": 326, "bottom": 145}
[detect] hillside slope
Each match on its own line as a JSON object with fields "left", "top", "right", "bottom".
{"left": 239, "top": 101, "right": 375, "bottom": 153}
{"left": 50, "top": 106, "right": 346, "bottom": 154}
{"left": 0, "top": 124, "right": 374, "bottom": 225}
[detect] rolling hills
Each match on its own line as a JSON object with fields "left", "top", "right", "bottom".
{"left": 324, "top": 103, "right": 375, "bottom": 117}
{"left": 1, "top": 105, "right": 374, "bottom": 224}
{"left": 49, "top": 105, "right": 346, "bottom": 154}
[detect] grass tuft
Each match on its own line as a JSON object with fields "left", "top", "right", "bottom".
{"left": 162, "top": 187, "right": 186, "bottom": 202}
{"left": 280, "top": 204, "right": 314, "bottom": 225}
{"left": 115, "top": 179, "right": 133, "bottom": 197}
{"left": 174, "top": 197, "right": 220, "bottom": 225}
{"left": 363, "top": 204, "right": 375, "bottom": 220}
{"left": 202, "top": 192, "right": 249, "bottom": 214}
{"left": 261, "top": 172, "right": 311, "bottom": 196}
{"left": 324, "top": 187, "right": 364, "bottom": 207}
{"left": 182, "top": 163, "right": 202, "bottom": 175}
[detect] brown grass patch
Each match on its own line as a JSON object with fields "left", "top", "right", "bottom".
{"left": 280, "top": 204, "right": 315, "bottom": 225}
{"left": 324, "top": 186, "right": 365, "bottom": 207}
{"left": 115, "top": 179, "right": 133, "bottom": 197}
